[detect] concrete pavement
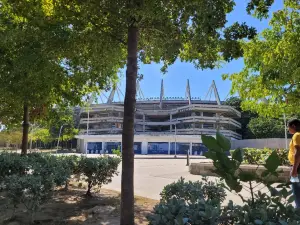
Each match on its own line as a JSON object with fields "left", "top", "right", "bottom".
{"left": 103, "top": 158, "right": 256, "bottom": 205}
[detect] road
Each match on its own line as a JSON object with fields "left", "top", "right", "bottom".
{"left": 104, "top": 158, "right": 250, "bottom": 204}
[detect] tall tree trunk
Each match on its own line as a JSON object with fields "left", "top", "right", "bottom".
{"left": 120, "top": 25, "right": 138, "bottom": 225}
{"left": 21, "top": 104, "right": 29, "bottom": 155}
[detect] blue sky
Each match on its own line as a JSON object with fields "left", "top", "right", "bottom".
{"left": 108, "top": 1, "right": 283, "bottom": 102}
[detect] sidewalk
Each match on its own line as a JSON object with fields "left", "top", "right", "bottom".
{"left": 133, "top": 154, "right": 205, "bottom": 159}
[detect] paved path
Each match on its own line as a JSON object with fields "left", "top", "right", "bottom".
{"left": 104, "top": 158, "right": 253, "bottom": 204}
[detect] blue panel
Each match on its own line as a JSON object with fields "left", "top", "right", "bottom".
{"left": 170, "top": 143, "right": 190, "bottom": 155}
{"left": 105, "top": 142, "right": 121, "bottom": 154}
{"left": 148, "top": 142, "right": 169, "bottom": 154}
{"left": 192, "top": 143, "right": 208, "bottom": 156}
{"left": 87, "top": 142, "right": 102, "bottom": 154}
{"left": 134, "top": 142, "right": 142, "bottom": 154}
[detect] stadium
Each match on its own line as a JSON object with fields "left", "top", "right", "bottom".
{"left": 76, "top": 80, "right": 241, "bottom": 155}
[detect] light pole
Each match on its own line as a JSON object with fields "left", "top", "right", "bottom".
{"left": 56, "top": 124, "right": 65, "bottom": 154}
{"left": 283, "top": 113, "right": 288, "bottom": 149}
{"left": 174, "top": 121, "right": 177, "bottom": 158}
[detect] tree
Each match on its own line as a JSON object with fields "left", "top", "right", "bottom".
{"left": 248, "top": 116, "right": 285, "bottom": 139}
{"left": 224, "top": 96, "right": 256, "bottom": 139}
{"left": 0, "top": 129, "right": 22, "bottom": 149}
{"left": 0, "top": 1, "right": 120, "bottom": 154}
{"left": 53, "top": 1, "right": 259, "bottom": 223}
{"left": 224, "top": 1, "right": 300, "bottom": 117}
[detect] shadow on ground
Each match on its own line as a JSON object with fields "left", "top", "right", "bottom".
{"left": 0, "top": 185, "right": 157, "bottom": 225}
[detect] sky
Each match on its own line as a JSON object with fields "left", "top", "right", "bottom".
{"left": 106, "top": 1, "right": 283, "bottom": 102}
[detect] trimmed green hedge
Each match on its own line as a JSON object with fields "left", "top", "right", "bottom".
{"left": 0, "top": 153, "right": 121, "bottom": 220}
{"left": 230, "top": 148, "right": 289, "bottom": 166}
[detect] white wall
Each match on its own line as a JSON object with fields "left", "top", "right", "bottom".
{"left": 231, "top": 138, "right": 290, "bottom": 150}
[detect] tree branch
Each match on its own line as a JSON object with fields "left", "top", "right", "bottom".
{"left": 89, "top": 20, "right": 126, "bottom": 45}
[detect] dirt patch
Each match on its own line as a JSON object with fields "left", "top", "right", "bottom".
{"left": 0, "top": 183, "right": 158, "bottom": 225}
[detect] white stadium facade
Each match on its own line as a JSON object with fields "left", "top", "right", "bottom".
{"left": 76, "top": 80, "right": 241, "bottom": 155}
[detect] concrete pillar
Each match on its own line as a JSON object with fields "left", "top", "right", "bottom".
{"left": 168, "top": 142, "right": 171, "bottom": 155}
{"left": 83, "top": 139, "right": 88, "bottom": 154}
{"left": 101, "top": 142, "right": 105, "bottom": 154}
{"left": 143, "top": 114, "right": 145, "bottom": 132}
{"left": 189, "top": 142, "right": 192, "bottom": 155}
{"left": 170, "top": 114, "right": 172, "bottom": 132}
{"left": 80, "top": 139, "right": 85, "bottom": 154}
{"left": 141, "top": 141, "right": 148, "bottom": 155}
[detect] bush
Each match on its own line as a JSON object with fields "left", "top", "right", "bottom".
{"left": 78, "top": 156, "right": 121, "bottom": 196}
{"left": 148, "top": 198, "right": 221, "bottom": 225}
{"left": 160, "top": 177, "right": 226, "bottom": 205}
{"left": 0, "top": 153, "right": 29, "bottom": 180}
{"left": 230, "top": 148, "right": 289, "bottom": 166}
{"left": 112, "top": 148, "right": 121, "bottom": 157}
{"left": 148, "top": 178, "right": 226, "bottom": 225}
{"left": 0, "top": 152, "right": 121, "bottom": 221}
{"left": 5, "top": 174, "right": 53, "bottom": 213}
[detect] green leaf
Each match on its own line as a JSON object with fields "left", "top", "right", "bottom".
{"left": 264, "top": 151, "right": 281, "bottom": 172}
{"left": 232, "top": 148, "right": 244, "bottom": 163}
{"left": 216, "top": 132, "right": 231, "bottom": 151}
{"left": 239, "top": 171, "right": 256, "bottom": 182}
{"left": 225, "top": 177, "right": 242, "bottom": 192}
{"left": 204, "top": 151, "right": 217, "bottom": 161}
{"left": 287, "top": 195, "right": 295, "bottom": 204}
{"left": 201, "top": 135, "right": 222, "bottom": 152}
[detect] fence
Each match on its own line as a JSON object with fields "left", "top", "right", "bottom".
{"left": 231, "top": 138, "right": 290, "bottom": 150}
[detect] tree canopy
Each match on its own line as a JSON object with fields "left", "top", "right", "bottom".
{"left": 0, "top": 0, "right": 278, "bottom": 223}
{"left": 248, "top": 116, "right": 285, "bottom": 139}
{"left": 224, "top": 97, "right": 256, "bottom": 139}
{"left": 224, "top": 1, "right": 300, "bottom": 117}
{"left": 0, "top": 1, "right": 121, "bottom": 153}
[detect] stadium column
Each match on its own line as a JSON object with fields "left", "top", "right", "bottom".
{"left": 170, "top": 114, "right": 172, "bottom": 132}
{"left": 143, "top": 114, "right": 145, "bottom": 132}
{"left": 141, "top": 141, "right": 148, "bottom": 155}
{"left": 101, "top": 142, "right": 106, "bottom": 154}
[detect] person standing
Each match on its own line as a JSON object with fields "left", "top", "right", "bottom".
{"left": 288, "top": 119, "right": 300, "bottom": 208}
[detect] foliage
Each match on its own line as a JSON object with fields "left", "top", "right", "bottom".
{"left": 224, "top": 2, "right": 300, "bottom": 117}
{"left": 224, "top": 96, "right": 256, "bottom": 139}
{"left": 0, "top": 129, "right": 23, "bottom": 147}
{"left": 148, "top": 132, "right": 299, "bottom": 225}
{"left": 0, "top": 153, "right": 28, "bottom": 181}
{"left": 0, "top": 152, "right": 120, "bottom": 220}
{"left": 248, "top": 116, "right": 285, "bottom": 138}
{"left": 29, "top": 128, "right": 53, "bottom": 144}
{"left": 0, "top": 1, "right": 120, "bottom": 154}
{"left": 160, "top": 177, "right": 226, "bottom": 206}
{"left": 112, "top": 148, "right": 121, "bottom": 157}
{"left": 203, "top": 132, "right": 284, "bottom": 192}
{"left": 148, "top": 197, "right": 221, "bottom": 225}
{"left": 78, "top": 156, "right": 121, "bottom": 196}
{"left": 222, "top": 195, "right": 300, "bottom": 225}
{"left": 231, "top": 148, "right": 289, "bottom": 166}
{"left": 46, "top": 107, "right": 79, "bottom": 142}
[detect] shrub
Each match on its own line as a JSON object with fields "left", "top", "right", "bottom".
{"left": 112, "top": 148, "right": 121, "bottom": 157}
{"left": 160, "top": 177, "right": 226, "bottom": 205}
{"left": 230, "top": 148, "right": 289, "bottom": 166}
{"left": 29, "top": 153, "right": 72, "bottom": 187}
{"left": 5, "top": 174, "right": 53, "bottom": 213}
{"left": 78, "top": 156, "right": 121, "bottom": 196}
{"left": 148, "top": 177, "right": 226, "bottom": 225}
{"left": 148, "top": 198, "right": 221, "bottom": 225}
{"left": 0, "top": 153, "right": 29, "bottom": 180}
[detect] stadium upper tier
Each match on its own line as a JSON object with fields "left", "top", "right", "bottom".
{"left": 79, "top": 79, "right": 242, "bottom": 140}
